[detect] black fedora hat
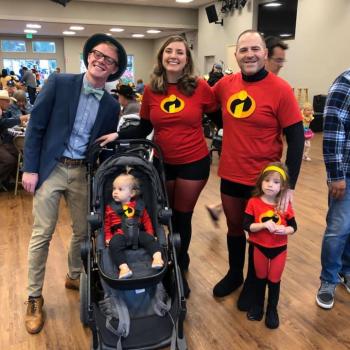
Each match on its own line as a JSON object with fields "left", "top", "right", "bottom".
{"left": 117, "top": 84, "right": 135, "bottom": 99}
{"left": 83, "top": 33, "right": 127, "bottom": 82}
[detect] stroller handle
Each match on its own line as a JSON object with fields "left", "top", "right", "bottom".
{"left": 87, "top": 138, "right": 165, "bottom": 167}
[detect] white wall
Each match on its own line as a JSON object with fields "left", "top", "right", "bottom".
{"left": 197, "top": 0, "right": 350, "bottom": 101}
{"left": 197, "top": 1, "right": 255, "bottom": 75}
{"left": 281, "top": 0, "right": 350, "bottom": 99}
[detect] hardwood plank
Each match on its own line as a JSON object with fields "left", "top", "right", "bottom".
{"left": 1, "top": 132, "right": 349, "bottom": 349}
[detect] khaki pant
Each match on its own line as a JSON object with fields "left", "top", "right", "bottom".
{"left": 27, "top": 163, "right": 88, "bottom": 297}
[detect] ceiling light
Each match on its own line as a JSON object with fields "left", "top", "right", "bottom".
{"left": 132, "top": 34, "right": 145, "bottom": 38}
{"left": 26, "top": 23, "right": 41, "bottom": 29}
{"left": 24, "top": 29, "right": 37, "bottom": 34}
{"left": 63, "top": 31, "right": 76, "bottom": 35}
{"left": 176, "top": 0, "right": 194, "bottom": 3}
{"left": 263, "top": 2, "right": 282, "bottom": 7}
{"left": 110, "top": 28, "right": 124, "bottom": 32}
{"left": 147, "top": 29, "right": 161, "bottom": 34}
{"left": 69, "top": 26, "right": 84, "bottom": 30}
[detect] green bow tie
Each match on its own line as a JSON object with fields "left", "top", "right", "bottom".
{"left": 83, "top": 85, "right": 104, "bottom": 101}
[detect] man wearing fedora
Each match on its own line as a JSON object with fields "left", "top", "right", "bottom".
{"left": 22, "top": 34, "right": 127, "bottom": 334}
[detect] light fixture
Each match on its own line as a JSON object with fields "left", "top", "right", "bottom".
{"left": 26, "top": 23, "right": 41, "bottom": 29}
{"left": 132, "top": 34, "right": 145, "bottom": 38}
{"left": 263, "top": 2, "right": 282, "bottom": 7}
{"left": 110, "top": 28, "right": 124, "bottom": 32}
{"left": 147, "top": 29, "right": 162, "bottom": 34}
{"left": 24, "top": 29, "right": 37, "bottom": 34}
{"left": 176, "top": 0, "right": 194, "bottom": 3}
{"left": 69, "top": 26, "right": 84, "bottom": 30}
{"left": 63, "top": 31, "right": 76, "bottom": 35}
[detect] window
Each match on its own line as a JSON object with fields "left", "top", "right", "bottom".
{"left": 1, "top": 40, "right": 26, "bottom": 52}
{"left": 32, "top": 41, "right": 56, "bottom": 53}
{"left": 3, "top": 59, "right": 57, "bottom": 84}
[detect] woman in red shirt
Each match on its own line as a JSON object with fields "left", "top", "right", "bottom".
{"left": 118, "top": 35, "right": 217, "bottom": 297}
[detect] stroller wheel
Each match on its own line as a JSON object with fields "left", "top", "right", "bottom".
{"left": 80, "top": 272, "right": 89, "bottom": 326}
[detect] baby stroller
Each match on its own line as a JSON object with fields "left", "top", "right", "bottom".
{"left": 80, "top": 139, "right": 187, "bottom": 350}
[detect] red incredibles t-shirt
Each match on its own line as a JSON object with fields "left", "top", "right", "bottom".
{"left": 245, "top": 197, "right": 295, "bottom": 248}
{"left": 104, "top": 201, "right": 154, "bottom": 243}
{"left": 213, "top": 72, "right": 302, "bottom": 186}
{"left": 140, "top": 79, "right": 217, "bottom": 164}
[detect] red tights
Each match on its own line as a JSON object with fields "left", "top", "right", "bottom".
{"left": 253, "top": 245, "right": 287, "bottom": 283}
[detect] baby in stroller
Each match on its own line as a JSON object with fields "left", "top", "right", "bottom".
{"left": 104, "top": 170, "right": 164, "bottom": 279}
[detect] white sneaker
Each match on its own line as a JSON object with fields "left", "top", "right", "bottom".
{"left": 316, "top": 281, "right": 337, "bottom": 309}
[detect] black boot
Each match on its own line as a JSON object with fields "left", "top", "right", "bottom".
{"left": 213, "top": 235, "right": 245, "bottom": 297}
{"left": 265, "top": 280, "right": 280, "bottom": 329}
{"left": 173, "top": 210, "right": 193, "bottom": 272}
{"left": 237, "top": 243, "right": 256, "bottom": 311}
{"left": 247, "top": 278, "right": 267, "bottom": 321}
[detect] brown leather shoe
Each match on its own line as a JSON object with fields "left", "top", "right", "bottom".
{"left": 65, "top": 274, "right": 80, "bottom": 290}
{"left": 25, "top": 296, "right": 45, "bottom": 334}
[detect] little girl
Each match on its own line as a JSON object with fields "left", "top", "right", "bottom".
{"left": 302, "top": 102, "right": 314, "bottom": 161}
{"left": 104, "top": 171, "right": 164, "bottom": 279}
{"left": 243, "top": 162, "right": 297, "bottom": 329}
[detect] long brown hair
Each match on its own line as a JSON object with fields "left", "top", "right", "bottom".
{"left": 150, "top": 35, "right": 197, "bottom": 96}
{"left": 252, "top": 162, "right": 290, "bottom": 202}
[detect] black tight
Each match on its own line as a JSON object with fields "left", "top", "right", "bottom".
{"left": 220, "top": 179, "right": 254, "bottom": 237}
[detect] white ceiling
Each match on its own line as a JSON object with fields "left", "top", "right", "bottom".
{"left": 0, "top": 0, "right": 213, "bottom": 39}
{"left": 78, "top": 0, "right": 212, "bottom": 8}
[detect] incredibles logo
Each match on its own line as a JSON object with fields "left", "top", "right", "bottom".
{"left": 122, "top": 205, "right": 135, "bottom": 218}
{"left": 226, "top": 90, "right": 256, "bottom": 118}
{"left": 259, "top": 210, "right": 281, "bottom": 225}
{"left": 160, "top": 94, "right": 185, "bottom": 113}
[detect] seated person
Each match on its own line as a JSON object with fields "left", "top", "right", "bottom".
{"left": 0, "top": 90, "right": 29, "bottom": 188}
{"left": 7, "top": 79, "right": 18, "bottom": 98}
{"left": 104, "top": 171, "right": 164, "bottom": 279}
{"left": 8, "top": 90, "right": 32, "bottom": 120}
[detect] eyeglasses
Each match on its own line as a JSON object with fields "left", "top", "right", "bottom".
{"left": 90, "top": 49, "right": 118, "bottom": 66}
{"left": 271, "top": 57, "right": 287, "bottom": 64}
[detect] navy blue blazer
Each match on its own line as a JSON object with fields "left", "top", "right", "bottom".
{"left": 23, "top": 73, "right": 120, "bottom": 189}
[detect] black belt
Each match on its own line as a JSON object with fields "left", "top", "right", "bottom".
{"left": 59, "top": 157, "right": 86, "bottom": 166}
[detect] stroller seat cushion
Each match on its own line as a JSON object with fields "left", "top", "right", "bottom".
{"left": 100, "top": 247, "right": 161, "bottom": 279}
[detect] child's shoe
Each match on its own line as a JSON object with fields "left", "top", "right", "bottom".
{"left": 152, "top": 252, "right": 164, "bottom": 269}
{"left": 119, "top": 264, "right": 133, "bottom": 279}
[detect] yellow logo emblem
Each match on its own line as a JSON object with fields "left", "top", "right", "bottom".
{"left": 259, "top": 210, "right": 281, "bottom": 225}
{"left": 122, "top": 204, "right": 135, "bottom": 218}
{"left": 226, "top": 90, "right": 256, "bottom": 118}
{"left": 160, "top": 94, "right": 185, "bottom": 113}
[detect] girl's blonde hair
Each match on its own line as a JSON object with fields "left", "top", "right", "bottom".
{"left": 149, "top": 35, "right": 197, "bottom": 96}
{"left": 302, "top": 102, "right": 313, "bottom": 110}
{"left": 252, "top": 162, "right": 289, "bottom": 201}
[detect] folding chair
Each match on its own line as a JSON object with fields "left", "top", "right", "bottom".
{"left": 13, "top": 135, "right": 25, "bottom": 196}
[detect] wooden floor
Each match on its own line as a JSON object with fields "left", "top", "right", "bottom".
{"left": 2, "top": 132, "right": 350, "bottom": 350}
